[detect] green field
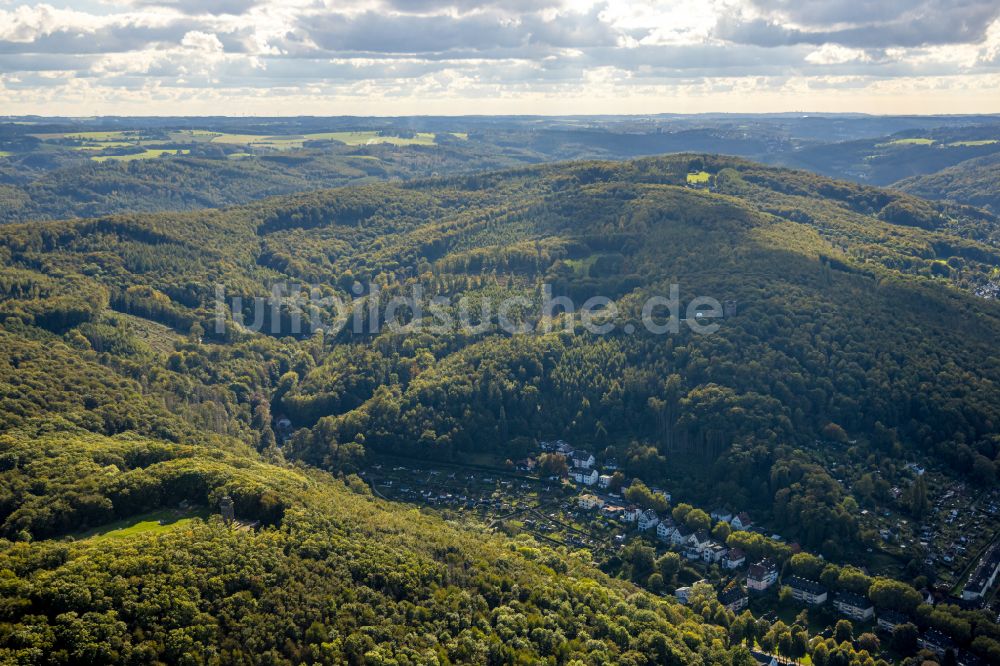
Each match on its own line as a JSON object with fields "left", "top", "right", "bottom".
{"left": 946, "top": 139, "right": 998, "bottom": 147}
{"left": 0, "top": 151, "right": 10, "bottom": 158}
{"left": 209, "top": 130, "right": 438, "bottom": 149}
{"left": 74, "top": 508, "right": 209, "bottom": 542}
{"left": 878, "top": 137, "right": 936, "bottom": 146}
{"left": 32, "top": 130, "right": 135, "bottom": 141}
{"left": 303, "top": 131, "right": 437, "bottom": 146}
{"left": 73, "top": 141, "right": 135, "bottom": 150}
{"left": 91, "top": 149, "right": 189, "bottom": 162}
{"left": 686, "top": 170, "right": 711, "bottom": 183}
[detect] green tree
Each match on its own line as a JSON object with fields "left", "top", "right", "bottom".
{"left": 834, "top": 619, "right": 853, "bottom": 644}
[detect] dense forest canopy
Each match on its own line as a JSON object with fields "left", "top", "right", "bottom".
{"left": 0, "top": 152, "right": 998, "bottom": 664}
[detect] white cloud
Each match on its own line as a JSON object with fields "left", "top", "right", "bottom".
{"left": 804, "top": 44, "right": 869, "bottom": 65}
{"left": 180, "top": 29, "right": 223, "bottom": 51}
{"left": 0, "top": 0, "right": 997, "bottom": 113}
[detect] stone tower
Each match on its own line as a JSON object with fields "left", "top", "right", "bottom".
{"left": 220, "top": 494, "right": 235, "bottom": 524}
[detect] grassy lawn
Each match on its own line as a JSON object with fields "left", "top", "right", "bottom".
{"left": 687, "top": 171, "right": 712, "bottom": 184}
{"left": 91, "top": 149, "right": 189, "bottom": 162}
{"left": 74, "top": 508, "right": 210, "bottom": 542}
{"left": 0, "top": 151, "right": 10, "bottom": 158}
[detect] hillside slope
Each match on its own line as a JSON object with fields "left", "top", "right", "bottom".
{"left": 2, "top": 154, "right": 998, "bottom": 544}
{"left": 894, "top": 152, "right": 1000, "bottom": 213}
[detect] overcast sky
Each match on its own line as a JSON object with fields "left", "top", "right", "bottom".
{"left": 2, "top": 0, "right": 999, "bottom": 115}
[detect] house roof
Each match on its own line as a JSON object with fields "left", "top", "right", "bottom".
{"left": 748, "top": 558, "right": 777, "bottom": 578}
{"left": 834, "top": 592, "right": 872, "bottom": 610}
{"left": 719, "top": 587, "right": 747, "bottom": 604}
{"left": 728, "top": 548, "right": 746, "bottom": 560}
{"left": 878, "top": 610, "right": 908, "bottom": 625}
{"left": 735, "top": 512, "right": 752, "bottom": 524}
{"left": 694, "top": 529, "right": 710, "bottom": 542}
{"left": 785, "top": 576, "right": 826, "bottom": 595}
{"left": 922, "top": 629, "right": 955, "bottom": 648}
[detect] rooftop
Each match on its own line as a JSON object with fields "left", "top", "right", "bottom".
{"left": 834, "top": 591, "right": 872, "bottom": 609}
{"left": 785, "top": 576, "right": 827, "bottom": 595}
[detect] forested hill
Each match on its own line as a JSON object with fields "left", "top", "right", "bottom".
{"left": 1, "top": 154, "right": 999, "bottom": 662}
{"left": 0, "top": 143, "right": 530, "bottom": 225}
{"left": 894, "top": 152, "right": 1000, "bottom": 214}
{"left": 2, "top": 153, "right": 999, "bottom": 542}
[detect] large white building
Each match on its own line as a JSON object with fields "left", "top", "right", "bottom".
{"left": 785, "top": 576, "right": 828, "bottom": 605}
{"left": 833, "top": 592, "right": 874, "bottom": 621}
{"left": 747, "top": 559, "right": 778, "bottom": 591}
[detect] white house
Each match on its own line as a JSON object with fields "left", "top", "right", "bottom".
{"left": 725, "top": 548, "right": 746, "bottom": 569}
{"left": 598, "top": 474, "right": 613, "bottom": 489}
{"left": 638, "top": 510, "right": 660, "bottom": 531}
{"left": 578, "top": 494, "right": 604, "bottom": 510}
{"left": 571, "top": 451, "right": 595, "bottom": 469}
{"left": 656, "top": 521, "right": 676, "bottom": 542}
{"left": 731, "top": 512, "right": 753, "bottom": 531}
{"left": 689, "top": 530, "right": 712, "bottom": 552}
{"left": 571, "top": 469, "right": 598, "bottom": 486}
{"left": 671, "top": 525, "right": 693, "bottom": 547}
{"left": 702, "top": 543, "right": 728, "bottom": 564}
